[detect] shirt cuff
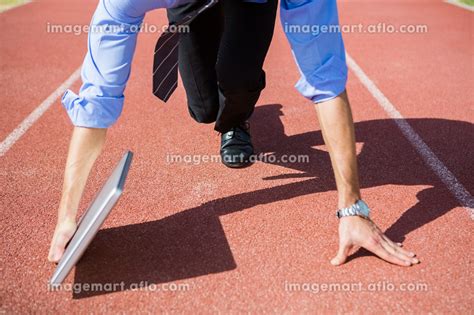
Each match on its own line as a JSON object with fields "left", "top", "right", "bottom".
{"left": 281, "top": 0, "right": 348, "bottom": 103}
{"left": 61, "top": 89, "right": 124, "bottom": 128}
{"left": 294, "top": 54, "right": 348, "bottom": 103}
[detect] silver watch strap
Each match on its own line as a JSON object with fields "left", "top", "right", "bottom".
{"left": 336, "top": 200, "right": 370, "bottom": 219}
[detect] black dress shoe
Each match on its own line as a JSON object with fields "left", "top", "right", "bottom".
{"left": 220, "top": 122, "right": 254, "bottom": 168}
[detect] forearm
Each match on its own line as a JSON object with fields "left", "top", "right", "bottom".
{"left": 57, "top": 127, "right": 107, "bottom": 222}
{"left": 315, "top": 91, "right": 361, "bottom": 209}
{"left": 49, "top": 0, "right": 194, "bottom": 263}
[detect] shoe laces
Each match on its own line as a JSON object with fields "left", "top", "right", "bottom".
{"left": 219, "top": 122, "right": 250, "bottom": 139}
{"left": 229, "top": 122, "right": 250, "bottom": 139}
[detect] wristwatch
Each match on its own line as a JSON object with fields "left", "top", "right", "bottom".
{"left": 336, "top": 200, "right": 371, "bottom": 219}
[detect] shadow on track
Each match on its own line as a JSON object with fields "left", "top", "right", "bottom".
{"left": 73, "top": 104, "right": 473, "bottom": 298}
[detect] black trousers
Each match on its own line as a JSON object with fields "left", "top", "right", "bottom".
{"left": 167, "top": 0, "right": 278, "bottom": 133}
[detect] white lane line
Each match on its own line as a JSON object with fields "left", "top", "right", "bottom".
{"left": 0, "top": 67, "right": 81, "bottom": 157}
{"left": 0, "top": 0, "right": 32, "bottom": 14}
{"left": 346, "top": 53, "right": 474, "bottom": 219}
{"left": 444, "top": 0, "right": 474, "bottom": 12}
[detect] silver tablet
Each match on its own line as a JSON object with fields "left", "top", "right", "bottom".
{"left": 49, "top": 151, "right": 133, "bottom": 287}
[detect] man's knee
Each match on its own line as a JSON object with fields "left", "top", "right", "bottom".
{"left": 216, "top": 65, "right": 266, "bottom": 93}
{"left": 187, "top": 99, "right": 219, "bottom": 124}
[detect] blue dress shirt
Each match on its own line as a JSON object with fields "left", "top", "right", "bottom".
{"left": 281, "top": 0, "right": 348, "bottom": 103}
{"left": 62, "top": 0, "right": 348, "bottom": 128}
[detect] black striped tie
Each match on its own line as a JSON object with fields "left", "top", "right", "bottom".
{"left": 153, "top": 0, "right": 218, "bottom": 102}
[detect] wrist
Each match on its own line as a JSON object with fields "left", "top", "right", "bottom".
{"left": 57, "top": 206, "right": 77, "bottom": 224}
{"left": 336, "top": 199, "right": 371, "bottom": 219}
{"left": 58, "top": 192, "right": 80, "bottom": 223}
{"left": 338, "top": 194, "right": 361, "bottom": 209}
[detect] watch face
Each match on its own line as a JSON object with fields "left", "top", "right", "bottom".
{"left": 357, "top": 200, "right": 370, "bottom": 217}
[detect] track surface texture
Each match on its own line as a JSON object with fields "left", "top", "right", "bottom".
{"left": 1, "top": 0, "right": 473, "bottom": 313}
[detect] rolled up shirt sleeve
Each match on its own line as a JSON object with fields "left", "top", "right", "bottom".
{"left": 62, "top": 0, "right": 189, "bottom": 128}
{"left": 280, "top": 0, "right": 348, "bottom": 103}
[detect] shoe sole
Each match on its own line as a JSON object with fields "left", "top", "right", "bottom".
{"left": 221, "top": 159, "right": 253, "bottom": 169}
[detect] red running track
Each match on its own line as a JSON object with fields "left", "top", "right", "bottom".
{"left": 0, "top": 0, "right": 473, "bottom": 313}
